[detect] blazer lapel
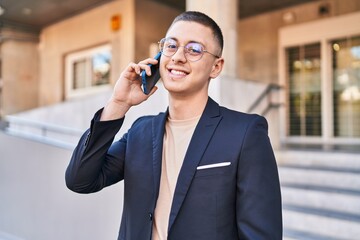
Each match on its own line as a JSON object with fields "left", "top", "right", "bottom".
{"left": 168, "top": 98, "right": 222, "bottom": 232}
{"left": 151, "top": 111, "right": 168, "bottom": 208}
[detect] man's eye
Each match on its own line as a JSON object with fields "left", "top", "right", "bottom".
{"left": 191, "top": 48, "right": 201, "bottom": 53}
{"left": 166, "top": 44, "right": 177, "bottom": 49}
{"left": 187, "top": 46, "right": 202, "bottom": 54}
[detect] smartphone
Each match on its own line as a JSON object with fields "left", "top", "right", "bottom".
{"left": 141, "top": 52, "right": 162, "bottom": 95}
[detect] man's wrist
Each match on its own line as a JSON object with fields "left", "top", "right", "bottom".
{"left": 100, "top": 98, "right": 130, "bottom": 121}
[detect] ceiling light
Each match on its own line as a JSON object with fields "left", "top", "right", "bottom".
{"left": 283, "top": 12, "right": 295, "bottom": 24}
{"left": 22, "top": 8, "right": 32, "bottom": 15}
{"left": 0, "top": 5, "right": 5, "bottom": 16}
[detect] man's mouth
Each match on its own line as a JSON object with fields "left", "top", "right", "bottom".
{"left": 170, "top": 69, "right": 187, "bottom": 76}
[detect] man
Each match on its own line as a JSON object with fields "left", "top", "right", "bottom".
{"left": 66, "top": 11, "right": 282, "bottom": 240}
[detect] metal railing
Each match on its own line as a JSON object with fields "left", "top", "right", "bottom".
{"left": 247, "top": 83, "right": 283, "bottom": 115}
{"left": 1, "top": 115, "right": 84, "bottom": 149}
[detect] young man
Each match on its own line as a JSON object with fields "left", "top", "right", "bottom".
{"left": 66, "top": 11, "right": 282, "bottom": 240}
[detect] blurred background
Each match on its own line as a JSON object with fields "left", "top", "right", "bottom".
{"left": 0, "top": 0, "right": 359, "bottom": 239}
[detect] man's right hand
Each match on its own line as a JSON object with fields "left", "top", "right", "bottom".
{"left": 100, "top": 58, "right": 159, "bottom": 121}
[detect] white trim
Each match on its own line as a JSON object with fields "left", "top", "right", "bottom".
{"left": 321, "top": 39, "right": 334, "bottom": 143}
{"left": 278, "top": 40, "right": 287, "bottom": 141}
{"left": 279, "top": 12, "right": 360, "bottom": 47}
{"left": 284, "top": 137, "right": 360, "bottom": 145}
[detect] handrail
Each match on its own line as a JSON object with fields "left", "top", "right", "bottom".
{"left": 261, "top": 103, "right": 283, "bottom": 116}
{"left": 1, "top": 116, "right": 84, "bottom": 149}
{"left": 4, "top": 115, "right": 84, "bottom": 136}
{"left": 247, "top": 83, "right": 282, "bottom": 115}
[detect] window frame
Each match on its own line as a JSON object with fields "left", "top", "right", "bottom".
{"left": 65, "top": 44, "right": 112, "bottom": 99}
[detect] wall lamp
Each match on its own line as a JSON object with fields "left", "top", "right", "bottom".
{"left": 0, "top": 5, "right": 5, "bottom": 16}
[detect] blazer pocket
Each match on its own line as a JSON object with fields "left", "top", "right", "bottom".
{"left": 197, "top": 162, "right": 231, "bottom": 170}
{"left": 195, "top": 162, "right": 231, "bottom": 178}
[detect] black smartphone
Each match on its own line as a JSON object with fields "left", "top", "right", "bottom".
{"left": 141, "top": 52, "right": 162, "bottom": 95}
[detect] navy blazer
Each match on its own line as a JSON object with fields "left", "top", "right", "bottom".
{"left": 66, "top": 97, "right": 282, "bottom": 240}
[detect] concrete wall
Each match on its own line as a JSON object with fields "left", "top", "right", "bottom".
{"left": 237, "top": 0, "right": 360, "bottom": 84}
{"left": 0, "top": 132, "right": 124, "bottom": 240}
{"left": 0, "top": 29, "right": 39, "bottom": 115}
{"left": 39, "top": 0, "right": 136, "bottom": 106}
{"left": 38, "top": 0, "right": 180, "bottom": 107}
{"left": 135, "top": 0, "right": 181, "bottom": 61}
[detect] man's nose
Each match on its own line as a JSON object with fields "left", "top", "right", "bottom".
{"left": 171, "top": 46, "right": 187, "bottom": 63}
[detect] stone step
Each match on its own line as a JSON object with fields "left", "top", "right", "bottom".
{"left": 282, "top": 184, "right": 360, "bottom": 215}
{"left": 275, "top": 150, "right": 360, "bottom": 170}
{"left": 283, "top": 228, "right": 345, "bottom": 240}
{"left": 283, "top": 204, "right": 360, "bottom": 239}
{"left": 278, "top": 165, "right": 360, "bottom": 192}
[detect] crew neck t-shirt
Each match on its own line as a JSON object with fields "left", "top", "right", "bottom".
{"left": 152, "top": 115, "right": 201, "bottom": 240}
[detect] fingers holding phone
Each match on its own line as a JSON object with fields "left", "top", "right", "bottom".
{"left": 141, "top": 52, "right": 162, "bottom": 95}
{"left": 122, "top": 58, "right": 158, "bottom": 82}
{"left": 101, "top": 57, "right": 160, "bottom": 121}
{"left": 111, "top": 57, "right": 160, "bottom": 106}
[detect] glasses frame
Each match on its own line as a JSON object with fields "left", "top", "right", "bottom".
{"left": 158, "top": 37, "right": 221, "bottom": 62}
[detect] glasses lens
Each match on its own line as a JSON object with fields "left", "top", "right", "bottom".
{"left": 158, "top": 38, "right": 205, "bottom": 62}
{"left": 184, "top": 43, "right": 204, "bottom": 61}
{"left": 160, "top": 38, "right": 178, "bottom": 57}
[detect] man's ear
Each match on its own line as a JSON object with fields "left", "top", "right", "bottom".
{"left": 210, "top": 57, "right": 224, "bottom": 79}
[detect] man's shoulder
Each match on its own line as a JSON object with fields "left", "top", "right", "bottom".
{"left": 217, "top": 106, "right": 269, "bottom": 134}
{"left": 130, "top": 112, "right": 166, "bottom": 128}
{"left": 219, "top": 105, "right": 262, "bottom": 122}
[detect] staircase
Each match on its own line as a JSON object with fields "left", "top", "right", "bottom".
{"left": 276, "top": 150, "right": 360, "bottom": 240}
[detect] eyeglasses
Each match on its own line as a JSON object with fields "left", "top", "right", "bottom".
{"left": 158, "top": 37, "right": 220, "bottom": 62}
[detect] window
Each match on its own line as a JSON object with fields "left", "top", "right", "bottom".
{"left": 65, "top": 45, "right": 111, "bottom": 98}
{"left": 332, "top": 36, "right": 360, "bottom": 137}
{"left": 280, "top": 12, "right": 360, "bottom": 147}
{"left": 287, "top": 43, "right": 322, "bottom": 136}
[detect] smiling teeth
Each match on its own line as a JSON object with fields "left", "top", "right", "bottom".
{"left": 171, "top": 69, "right": 186, "bottom": 75}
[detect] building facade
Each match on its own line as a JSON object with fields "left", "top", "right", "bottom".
{"left": 1, "top": 0, "right": 359, "bottom": 151}
{"left": 1, "top": 0, "right": 360, "bottom": 239}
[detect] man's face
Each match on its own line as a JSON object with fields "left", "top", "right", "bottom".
{"left": 159, "top": 21, "right": 223, "bottom": 98}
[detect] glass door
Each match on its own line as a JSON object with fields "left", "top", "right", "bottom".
{"left": 287, "top": 43, "right": 322, "bottom": 137}
{"left": 332, "top": 36, "right": 360, "bottom": 138}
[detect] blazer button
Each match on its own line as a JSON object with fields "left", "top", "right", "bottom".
{"left": 149, "top": 213, "right": 153, "bottom": 221}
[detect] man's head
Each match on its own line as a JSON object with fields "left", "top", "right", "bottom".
{"left": 159, "top": 11, "right": 225, "bottom": 98}
{"left": 169, "top": 11, "right": 223, "bottom": 57}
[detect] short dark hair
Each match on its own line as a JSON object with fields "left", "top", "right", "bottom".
{"left": 170, "top": 11, "right": 224, "bottom": 56}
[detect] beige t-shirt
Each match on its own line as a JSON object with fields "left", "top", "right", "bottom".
{"left": 152, "top": 115, "right": 200, "bottom": 240}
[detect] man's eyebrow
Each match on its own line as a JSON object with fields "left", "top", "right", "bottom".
{"left": 166, "top": 37, "right": 205, "bottom": 46}
{"left": 166, "top": 36, "right": 178, "bottom": 42}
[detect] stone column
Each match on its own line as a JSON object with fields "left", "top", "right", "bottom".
{"left": 186, "top": 0, "right": 238, "bottom": 101}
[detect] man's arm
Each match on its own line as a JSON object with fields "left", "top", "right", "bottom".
{"left": 65, "top": 109, "right": 126, "bottom": 193}
{"left": 236, "top": 115, "right": 283, "bottom": 239}
{"left": 65, "top": 58, "right": 159, "bottom": 193}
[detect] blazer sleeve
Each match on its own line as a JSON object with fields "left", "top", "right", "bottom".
{"left": 236, "top": 115, "right": 283, "bottom": 240}
{"left": 65, "top": 108, "right": 127, "bottom": 193}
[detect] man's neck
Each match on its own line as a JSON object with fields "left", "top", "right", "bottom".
{"left": 168, "top": 93, "right": 208, "bottom": 120}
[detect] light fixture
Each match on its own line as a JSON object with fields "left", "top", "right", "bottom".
{"left": 22, "top": 7, "right": 32, "bottom": 15}
{"left": 0, "top": 5, "right": 5, "bottom": 16}
{"left": 282, "top": 11, "right": 295, "bottom": 24}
